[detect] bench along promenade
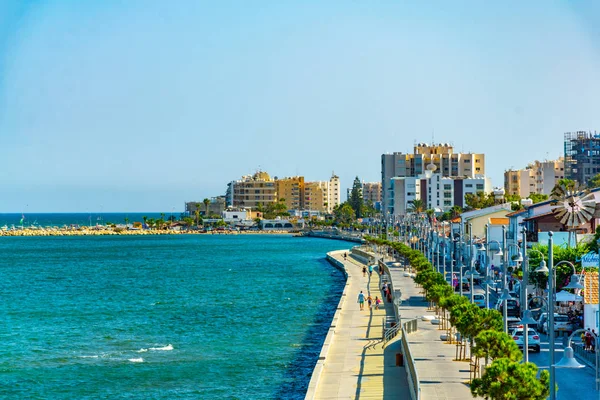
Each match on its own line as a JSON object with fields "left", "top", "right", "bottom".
{"left": 306, "top": 246, "right": 475, "bottom": 400}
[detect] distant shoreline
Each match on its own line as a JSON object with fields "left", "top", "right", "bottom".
{"left": 0, "top": 228, "right": 296, "bottom": 237}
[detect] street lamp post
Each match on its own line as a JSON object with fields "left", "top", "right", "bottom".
{"left": 521, "top": 245, "right": 548, "bottom": 364}
{"left": 487, "top": 238, "right": 506, "bottom": 329}
{"left": 442, "top": 223, "right": 447, "bottom": 283}
{"left": 533, "top": 233, "right": 585, "bottom": 400}
{"left": 502, "top": 225, "right": 509, "bottom": 333}
{"left": 547, "top": 232, "right": 556, "bottom": 400}
{"left": 469, "top": 222, "right": 474, "bottom": 304}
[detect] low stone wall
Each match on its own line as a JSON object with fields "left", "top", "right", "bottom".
{"left": 350, "top": 246, "right": 374, "bottom": 265}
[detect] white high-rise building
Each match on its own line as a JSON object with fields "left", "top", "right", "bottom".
{"left": 382, "top": 143, "right": 487, "bottom": 217}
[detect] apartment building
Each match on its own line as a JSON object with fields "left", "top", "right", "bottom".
{"left": 304, "top": 173, "right": 340, "bottom": 214}
{"left": 390, "top": 168, "right": 492, "bottom": 216}
{"left": 226, "top": 171, "right": 277, "bottom": 210}
{"left": 504, "top": 158, "right": 564, "bottom": 197}
{"left": 225, "top": 172, "right": 340, "bottom": 214}
{"left": 362, "top": 182, "right": 382, "bottom": 205}
{"left": 275, "top": 176, "right": 305, "bottom": 210}
{"left": 565, "top": 131, "right": 600, "bottom": 185}
{"left": 382, "top": 143, "right": 486, "bottom": 216}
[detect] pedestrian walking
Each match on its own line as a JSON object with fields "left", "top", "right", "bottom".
{"left": 585, "top": 329, "right": 592, "bottom": 351}
{"left": 357, "top": 291, "right": 366, "bottom": 311}
{"left": 375, "top": 296, "right": 381, "bottom": 310}
{"left": 368, "top": 264, "right": 373, "bottom": 277}
{"left": 367, "top": 294, "right": 373, "bottom": 309}
{"left": 362, "top": 266, "right": 367, "bottom": 277}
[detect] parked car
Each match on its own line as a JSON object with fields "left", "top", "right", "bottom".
{"left": 507, "top": 316, "right": 522, "bottom": 330}
{"left": 496, "top": 299, "right": 520, "bottom": 317}
{"left": 473, "top": 294, "right": 485, "bottom": 308}
{"left": 454, "top": 282, "right": 470, "bottom": 292}
{"left": 542, "top": 314, "right": 573, "bottom": 335}
{"left": 511, "top": 326, "right": 541, "bottom": 353}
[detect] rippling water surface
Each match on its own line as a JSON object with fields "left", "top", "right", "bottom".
{"left": 0, "top": 235, "right": 347, "bottom": 399}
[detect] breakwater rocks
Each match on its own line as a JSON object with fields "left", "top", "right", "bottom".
{"left": 0, "top": 228, "right": 294, "bottom": 237}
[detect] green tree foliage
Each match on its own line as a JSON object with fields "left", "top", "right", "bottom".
{"left": 407, "top": 199, "right": 425, "bottom": 213}
{"left": 472, "top": 330, "right": 521, "bottom": 362}
{"left": 194, "top": 203, "right": 202, "bottom": 226}
{"left": 182, "top": 217, "right": 195, "bottom": 228}
{"left": 588, "top": 227, "right": 600, "bottom": 253}
{"left": 471, "top": 358, "right": 550, "bottom": 400}
{"left": 348, "top": 177, "right": 364, "bottom": 219}
{"left": 528, "top": 193, "right": 548, "bottom": 204}
{"left": 203, "top": 198, "right": 210, "bottom": 216}
{"left": 526, "top": 244, "right": 589, "bottom": 290}
{"left": 262, "top": 199, "right": 290, "bottom": 219}
{"left": 504, "top": 194, "right": 521, "bottom": 203}
{"left": 427, "top": 283, "right": 453, "bottom": 304}
{"left": 464, "top": 191, "right": 495, "bottom": 210}
{"left": 589, "top": 173, "right": 600, "bottom": 189}
{"left": 551, "top": 178, "right": 576, "bottom": 198}
{"left": 333, "top": 202, "right": 355, "bottom": 225}
{"left": 361, "top": 200, "right": 378, "bottom": 218}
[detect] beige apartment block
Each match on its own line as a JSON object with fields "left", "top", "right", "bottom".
{"left": 228, "top": 171, "right": 277, "bottom": 210}
{"left": 504, "top": 158, "right": 564, "bottom": 197}
{"left": 362, "top": 181, "right": 382, "bottom": 204}
{"left": 305, "top": 181, "right": 329, "bottom": 213}
{"left": 275, "top": 176, "right": 305, "bottom": 210}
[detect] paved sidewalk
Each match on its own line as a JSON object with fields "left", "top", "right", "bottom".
{"left": 389, "top": 266, "right": 475, "bottom": 400}
{"left": 313, "top": 251, "right": 409, "bottom": 400}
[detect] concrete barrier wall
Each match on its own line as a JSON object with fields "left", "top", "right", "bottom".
{"left": 304, "top": 250, "right": 350, "bottom": 400}
{"left": 350, "top": 246, "right": 378, "bottom": 265}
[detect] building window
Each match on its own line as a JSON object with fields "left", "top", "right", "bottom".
{"left": 476, "top": 184, "right": 484, "bottom": 190}
{"left": 444, "top": 192, "right": 452, "bottom": 198}
{"left": 476, "top": 168, "right": 481, "bottom": 172}
{"left": 444, "top": 184, "right": 451, "bottom": 190}
{"left": 444, "top": 200, "right": 452, "bottom": 206}
{"left": 466, "top": 184, "right": 473, "bottom": 188}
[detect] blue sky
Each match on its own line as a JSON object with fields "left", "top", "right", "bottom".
{"left": 1, "top": 1, "right": 600, "bottom": 212}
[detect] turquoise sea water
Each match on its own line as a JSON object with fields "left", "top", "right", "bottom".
{"left": 0, "top": 235, "right": 348, "bottom": 399}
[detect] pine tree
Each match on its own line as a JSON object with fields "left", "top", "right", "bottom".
{"left": 349, "top": 177, "right": 363, "bottom": 219}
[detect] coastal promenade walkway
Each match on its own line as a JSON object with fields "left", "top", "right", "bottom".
{"left": 311, "top": 251, "right": 409, "bottom": 400}
{"left": 389, "top": 267, "right": 475, "bottom": 400}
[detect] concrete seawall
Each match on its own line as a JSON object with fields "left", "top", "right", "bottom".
{"left": 304, "top": 249, "right": 350, "bottom": 400}
{"left": 306, "top": 248, "right": 409, "bottom": 399}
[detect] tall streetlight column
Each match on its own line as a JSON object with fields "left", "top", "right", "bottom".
{"left": 469, "top": 222, "right": 474, "bottom": 304}
{"left": 502, "top": 225, "right": 509, "bottom": 334}
{"left": 548, "top": 232, "right": 556, "bottom": 400}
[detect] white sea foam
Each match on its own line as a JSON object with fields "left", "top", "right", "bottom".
{"left": 129, "top": 358, "right": 144, "bottom": 363}
{"left": 149, "top": 344, "right": 173, "bottom": 351}
{"left": 137, "top": 348, "right": 148, "bottom": 353}
{"left": 79, "top": 355, "right": 99, "bottom": 358}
